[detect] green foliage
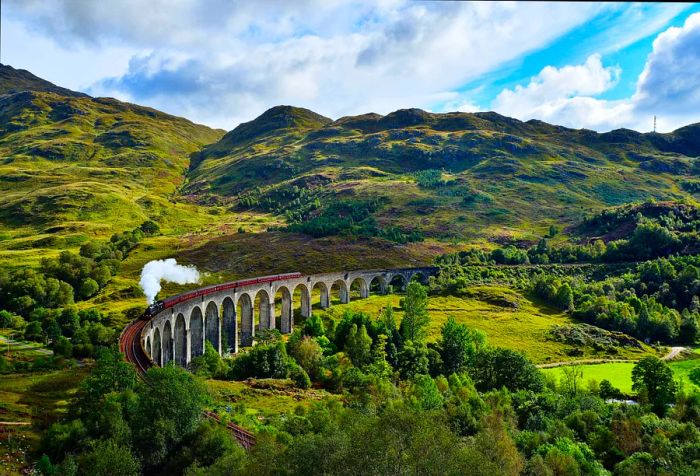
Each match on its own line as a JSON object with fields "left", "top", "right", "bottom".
{"left": 282, "top": 197, "right": 423, "bottom": 243}
{"left": 77, "top": 439, "right": 140, "bottom": 476}
{"left": 400, "top": 282, "right": 429, "bottom": 342}
{"left": 440, "top": 316, "right": 485, "bottom": 375}
{"left": 413, "top": 169, "right": 447, "bottom": 188}
{"left": 632, "top": 357, "right": 677, "bottom": 415}
{"left": 139, "top": 220, "right": 160, "bottom": 236}
{"left": 229, "top": 341, "right": 290, "bottom": 379}
{"left": 289, "top": 335, "right": 323, "bottom": 379}
{"left": 344, "top": 323, "right": 372, "bottom": 367}
{"left": 190, "top": 340, "right": 228, "bottom": 378}
{"left": 397, "top": 341, "right": 429, "bottom": 380}
{"left": 289, "top": 363, "right": 311, "bottom": 389}
{"left": 134, "top": 365, "right": 209, "bottom": 468}
{"left": 599, "top": 379, "right": 624, "bottom": 400}
{"left": 471, "top": 347, "right": 544, "bottom": 393}
{"left": 408, "top": 374, "right": 444, "bottom": 410}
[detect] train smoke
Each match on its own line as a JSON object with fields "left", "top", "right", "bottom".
{"left": 140, "top": 259, "right": 200, "bottom": 304}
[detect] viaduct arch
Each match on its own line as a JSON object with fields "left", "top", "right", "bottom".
{"left": 142, "top": 266, "right": 437, "bottom": 368}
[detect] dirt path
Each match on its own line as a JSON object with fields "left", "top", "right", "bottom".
{"left": 663, "top": 346, "right": 686, "bottom": 360}
{"left": 0, "top": 335, "right": 52, "bottom": 355}
{"left": 537, "top": 347, "right": 687, "bottom": 369}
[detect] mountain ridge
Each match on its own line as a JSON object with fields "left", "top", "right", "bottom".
{"left": 3, "top": 63, "right": 700, "bottom": 252}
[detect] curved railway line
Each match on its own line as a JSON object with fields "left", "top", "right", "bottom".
{"left": 119, "top": 317, "right": 256, "bottom": 449}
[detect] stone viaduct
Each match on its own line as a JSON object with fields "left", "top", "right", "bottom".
{"left": 141, "top": 267, "right": 437, "bottom": 367}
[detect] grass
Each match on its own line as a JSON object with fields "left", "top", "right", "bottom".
{"left": 543, "top": 362, "right": 637, "bottom": 394}
{"left": 321, "top": 286, "right": 659, "bottom": 364}
{"left": 205, "top": 378, "right": 339, "bottom": 431}
{"left": 542, "top": 356, "right": 700, "bottom": 396}
{"left": 0, "top": 366, "right": 90, "bottom": 475}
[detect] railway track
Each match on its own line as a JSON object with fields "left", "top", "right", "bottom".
{"left": 119, "top": 318, "right": 256, "bottom": 449}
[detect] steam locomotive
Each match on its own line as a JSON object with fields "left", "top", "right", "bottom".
{"left": 143, "top": 272, "right": 302, "bottom": 319}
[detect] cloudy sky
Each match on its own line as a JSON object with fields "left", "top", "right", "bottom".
{"left": 3, "top": 1, "right": 700, "bottom": 132}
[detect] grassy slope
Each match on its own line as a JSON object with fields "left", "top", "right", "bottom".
{"left": 0, "top": 81, "right": 237, "bottom": 271}
{"left": 321, "top": 287, "right": 658, "bottom": 364}
{"left": 206, "top": 379, "right": 338, "bottom": 431}
{"left": 0, "top": 330, "right": 90, "bottom": 475}
{"left": 188, "top": 107, "right": 700, "bottom": 244}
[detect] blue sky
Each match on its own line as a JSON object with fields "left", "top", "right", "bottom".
{"left": 3, "top": 1, "right": 700, "bottom": 132}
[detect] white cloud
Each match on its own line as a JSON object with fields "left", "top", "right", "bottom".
{"left": 493, "top": 54, "right": 621, "bottom": 124}
{"left": 490, "top": 13, "right": 700, "bottom": 132}
{"left": 5, "top": 1, "right": 698, "bottom": 132}
{"left": 4, "top": 0, "right": 603, "bottom": 128}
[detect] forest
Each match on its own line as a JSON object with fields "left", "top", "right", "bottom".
{"left": 28, "top": 279, "right": 700, "bottom": 476}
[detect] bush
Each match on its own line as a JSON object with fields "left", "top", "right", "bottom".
{"left": 78, "top": 278, "right": 100, "bottom": 299}
{"left": 290, "top": 363, "right": 311, "bottom": 389}
{"left": 229, "top": 342, "right": 290, "bottom": 379}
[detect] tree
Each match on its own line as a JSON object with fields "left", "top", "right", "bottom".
{"left": 78, "top": 278, "right": 100, "bottom": 300}
{"left": 302, "top": 314, "right": 325, "bottom": 337}
{"left": 292, "top": 336, "right": 324, "bottom": 379}
{"left": 471, "top": 348, "right": 544, "bottom": 393}
{"left": 632, "top": 356, "right": 677, "bottom": 415}
{"left": 53, "top": 336, "right": 73, "bottom": 358}
{"left": 77, "top": 347, "right": 137, "bottom": 415}
{"left": 345, "top": 324, "right": 372, "bottom": 367}
{"left": 467, "top": 412, "right": 524, "bottom": 476}
{"left": 24, "top": 321, "right": 44, "bottom": 342}
{"left": 229, "top": 341, "right": 289, "bottom": 379}
{"left": 190, "top": 340, "right": 227, "bottom": 377}
{"left": 77, "top": 439, "right": 140, "bottom": 476}
{"left": 367, "top": 333, "right": 392, "bottom": 378}
{"left": 409, "top": 375, "right": 444, "bottom": 410}
{"left": 555, "top": 283, "right": 574, "bottom": 312}
{"left": 561, "top": 365, "right": 584, "bottom": 396}
{"left": 134, "top": 365, "right": 209, "bottom": 468}
{"left": 440, "top": 316, "right": 484, "bottom": 375}
{"left": 599, "top": 379, "right": 624, "bottom": 400}
{"left": 397, "top": 341, "right": 429, "bottom": 379}
{"left": 400, "top": 282, "right": 429, "bottom": 342}
{"left": 139, "top": 220, "right": 160, "bottom": 236}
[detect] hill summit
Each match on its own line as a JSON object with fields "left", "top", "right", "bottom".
{"left": 0, "top": 63, "right": 87, "bottom": 97}
{"left": 187, "top": 104, "right": 700, "bottom": 243}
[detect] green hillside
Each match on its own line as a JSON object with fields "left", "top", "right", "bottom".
{"left": 0, "top": 64, "right": 232, "bottom": 268}
{"left": 188, "top": 106, "right": 700, "bottom": 245}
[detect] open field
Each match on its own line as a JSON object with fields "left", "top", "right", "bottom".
{"left": 323, "top": 286, "right": 660, "bottom": 364}
{"left": 542, "top": 356, "right": 700, "bottom": 395}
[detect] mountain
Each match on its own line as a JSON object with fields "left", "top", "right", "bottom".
{"left": 0, "top": 64, "right": 224, "bottom": 247}
{"left": 3, "top": 64, "right": 700, "bottom": 278}
{"left": 187, "top": 106, "right": 700, "bottom": 243}
{"left": 0, "top": 63, "right": 87, "bottom": 97}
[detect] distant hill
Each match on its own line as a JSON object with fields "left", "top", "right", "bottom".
{"left": 3, "top": 63, "right": 700, "bottom": 268}
{"left": 0, "top": 63, "right": 88, "bottom": 97}
{"left": 187, "top": 105, "right": 700, "bottom": 243}
{"left": 0, "top": 64, "right": 224, "bottom": 243}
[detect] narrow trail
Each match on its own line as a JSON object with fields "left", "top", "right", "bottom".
{"left": 0, "top": 335, "right": 53, "bottom": 355}
{"left": 536, "top": 346, "right": 687, "bottom": 369}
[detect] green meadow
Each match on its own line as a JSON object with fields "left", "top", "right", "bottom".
{"left": 321, "top": 286, "right": 659, "bottom": 364}
{"left": 543, "top": 357, "right": 700, "bottom": 395}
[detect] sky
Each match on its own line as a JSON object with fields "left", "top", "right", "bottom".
{"left": 2, "top": 1, "right": 700, "bottom": 133}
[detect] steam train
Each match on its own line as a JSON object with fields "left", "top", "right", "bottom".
{"left": 143, "top": 272, "right": 302, "bottom": 318}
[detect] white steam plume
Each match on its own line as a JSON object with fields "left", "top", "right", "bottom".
{"left": 140, "top": 258, "right": 200, "bottom": 304}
